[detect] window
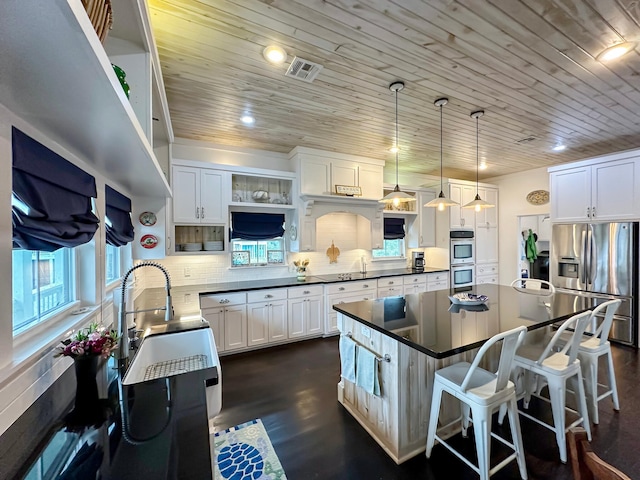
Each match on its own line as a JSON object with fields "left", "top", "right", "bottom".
{"left": 105, "top": 243, "right": 121, "bottom": 285}
{"left": 231, "top": 239, "right": 285, "bottom": 266}
{"left": 372, "top": 239, "right": 405, "bottom": 259}
{"left": 12, "top": 248, "right": 74, "bottom": 332}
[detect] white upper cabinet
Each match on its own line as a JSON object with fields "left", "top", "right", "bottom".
{"left": 475, "top": 187, "right": 498, "bottom": 227}
{"left": 172, "top": 165, "right": 227, "bottom": 224}
{"left": 407, "top": 190, "right": 436, "bottom": 248}
{"left": 550, "top": 154, "right": 640, "bottom": 223}
{"left": 449, "top": 183, "right": 476, "bottom": 229}
{"left": 290, "top": 147, "right": 384, "bottom": 200}
{"left": 549, "top": 166, "right": 591, "bottom": 222}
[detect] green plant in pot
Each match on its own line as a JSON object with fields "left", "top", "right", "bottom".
{"left": 111, "top": 64, "right": 130, "bottom": 98}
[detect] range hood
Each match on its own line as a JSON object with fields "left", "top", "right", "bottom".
{"left": 299, "top": 194, "right": 384, "bottom": 224}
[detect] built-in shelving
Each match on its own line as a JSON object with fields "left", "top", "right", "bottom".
{"left": 0, "top": 0, "right": 171, "bottom": 197}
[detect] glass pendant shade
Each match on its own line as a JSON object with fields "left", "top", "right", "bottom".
{"left": 425, "top": 97, "right": 458, "bottom": 209}
{"left": 380, "top": 81, "right": 416, "bottom": 205}
{"left": 463, "top": 110, "right": 494, "bottom": 210}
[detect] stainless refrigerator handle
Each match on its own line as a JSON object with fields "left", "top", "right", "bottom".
{"left": 589, "top": 225, "right": 596, "bottom": 286}
{"left": 583, "top": 227, "right": 589, "bottom": 286}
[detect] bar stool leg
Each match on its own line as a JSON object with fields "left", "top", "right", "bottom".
{"left": 547, "top": 376, "right": 568, "bottom": 463}
{"left": 461, "top": 402, "right": 471, "bottom": 437}
{"left": 582, "top": 355, "right": 599, "bottom": 424}
{"left": 426, "top": 383, "right": 444, "bottom": 458}
{"left": 506, "top": 397, "right": 528, "bottom": 480}
{"left": 606, "top": 350, "right": 620, "bottom": 411}
{"left": 574, "top": 370, "right": 592, "bottom": 441}
{"left": 471, "top": 405, "right": 491, "bottom": 480}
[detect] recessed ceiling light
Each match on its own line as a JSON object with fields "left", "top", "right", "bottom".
{"left": 388, "top": 146, "right": 400, "bottom": 153}
{"left": 479, "top": 162, "right": 487, "bottom": 170}
{"left": 241, "top": 115, "right": 255, "bottom": 125}
{"left": 596, "top": 42, "right": 636, "bottom": 62}
{"left": 552, "top": 144, "right": 566, "bottom": 152}
{"left": 262, "top": 45, "right": 287, "bottom": 65}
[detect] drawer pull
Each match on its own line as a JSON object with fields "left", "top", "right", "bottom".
{"left": 339, "top": 287, "right": 345, "bottom": 291}
{"left": 363, "top": 284, "right": 369, "bottom": 288}
{"left": 303, "top": 290, "right": 310, "bottom": 294}
{"left": 265, "top": 294, "right": 273, "bottom": 299}
{"left": 389, "top": 281, "right": 394, "bottom": 285}
{"left": 219, "top": 299, "right": 229, "bottom": 304}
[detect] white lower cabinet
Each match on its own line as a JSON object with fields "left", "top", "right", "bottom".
{"left": 426, "top": 272, "right": 449, "bottom": 291}
{"left": 476, "top": 263, "right": 499, "bottom": 285}
{"left": 403, "top": 274, "right": 427, "bottom": 296}
{"left": 247, "top": 289, "right": 289, "bottom": 346}
{"left": 201, "top": 292, "right": 248, "bottom": 352}
{"left": 326, "top": 280, "right": 376, "bottom": 335}
{"left": 377, "top": 276, "right": 404, "bottom": 298}
{"left": 288, "top": 285, "right": 324, "bottom": 338}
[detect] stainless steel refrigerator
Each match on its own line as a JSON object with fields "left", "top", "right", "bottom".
{"left": 551, "top": 222, "right": 638, "bottom": 346}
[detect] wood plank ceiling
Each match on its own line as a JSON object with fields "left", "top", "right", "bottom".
{"left": 148, "top": 0, "right": 640, "bottom": 181}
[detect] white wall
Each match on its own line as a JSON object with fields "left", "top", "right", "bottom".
{"left": 172, "top": 139, "right": 291, "bottom": 172}
{"left": 487, "top": 167, "right": 550, "bottom": 282}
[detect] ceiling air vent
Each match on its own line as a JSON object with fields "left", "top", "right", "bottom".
{"left": 285, "top": 56, "right": 323, "bottom": 83}
{"left": 516, "top": 136, "right": 537, "bottom": 144}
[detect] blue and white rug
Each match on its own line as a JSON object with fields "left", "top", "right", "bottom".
{"left": 213, "top": 419, "right": 287, "bottom": 480}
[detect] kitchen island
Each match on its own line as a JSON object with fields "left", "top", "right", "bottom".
{"left": 333, "top": 284, "right": 589, "bottom": 464}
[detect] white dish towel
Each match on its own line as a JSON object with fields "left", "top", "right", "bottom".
{"left": 355, "top": 345, "right": 381, "bottom": 396}
{"left": 339, "top": 335, "right": 356, "bottom": 383}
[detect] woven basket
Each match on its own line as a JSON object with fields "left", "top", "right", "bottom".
{"left": 82, "top": 0, "right": 113, "bottom": 44}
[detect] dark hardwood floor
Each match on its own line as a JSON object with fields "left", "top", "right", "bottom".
{"left": 214, "top": 338, "right": 639, "bottom": 480}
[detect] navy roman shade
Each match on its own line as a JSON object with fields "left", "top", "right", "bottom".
{"left": 383, "top": 217, "right": 405, "bottom": 240}
{"left": 105, "top": 185, "right": 134, "bottom": 247}
{"left": 231, "top": 212, "right": 285, "bottom": 240}
{"left": 12, "top": 127, "right": 99, "bottom": 252}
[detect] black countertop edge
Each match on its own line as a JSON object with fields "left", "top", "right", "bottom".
{"left": 188, "top": 267, "right": 449, "bottom": 296}
{"left": 333, "top": 304, "right": 589, "bottom": 360}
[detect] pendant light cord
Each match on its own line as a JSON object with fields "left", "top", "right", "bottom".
{"left": 395, "top": 86, "right": 399, "bottom": 187}
{"left": 440, "top": 103, "right": 443, "bottom": 193}
{"left": 476, "top": 114, "right": 479, "bottom": 195}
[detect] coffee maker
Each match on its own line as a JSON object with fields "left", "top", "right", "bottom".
{"left": 412, "top": 251, "right": 425, "bottom": 272}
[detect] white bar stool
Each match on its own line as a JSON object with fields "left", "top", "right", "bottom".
{"left": 506, "top": 310, "right": 592, "bottom": 463}
{"left": 577, "top": 299, "right": 622, "bottom": 424}
{"left": 426, "top": 326, "right": 528, "bottom": 480}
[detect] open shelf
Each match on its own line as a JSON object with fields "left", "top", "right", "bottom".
{"left": 0, "top": 0, "right": 171, "bottom": 197}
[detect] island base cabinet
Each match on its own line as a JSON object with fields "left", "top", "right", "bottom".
{"left": 337, "top": 313, "right": 497, "bottom": 464}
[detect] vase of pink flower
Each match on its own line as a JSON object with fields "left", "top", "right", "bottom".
{"left": 55, "top": 322, "right": 119, "bottom": 426}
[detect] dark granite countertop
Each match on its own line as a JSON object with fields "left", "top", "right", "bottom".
{"left": 13, "top": 359, "right": 217, "bottom": 480}
{"left": 135, "top": 268, "right": 448, "bottom": 311}
{"left": 333, "top": 284, "right": 590, "bottom": 358}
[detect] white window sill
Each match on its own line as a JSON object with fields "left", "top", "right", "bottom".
{"left": 370, "top": 257, "right": 407, "bottom": 263}
{"left": 0, "top": 306, "right": 100, "bottom": 387}
{"left": 228, "top": 264, "right": 289, "bottom": 270}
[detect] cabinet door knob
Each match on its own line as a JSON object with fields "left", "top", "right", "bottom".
{"left": 201, "top": 207, "right": 205, "bottom": 218}
{"left": 196, "top": 207, "right": 200, "bottom": 219}
{"left": 592, "top": 206, "right": 596, "bottom": 217}
{"left": 586, "top": 206, "right": 591, "bottom": 218}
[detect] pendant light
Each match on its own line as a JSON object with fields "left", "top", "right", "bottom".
{"left": 425, "top": 98, "right": 459, "bottom": 211}
{"left": 463, "top": 110, "right": 495, "bottom": 211}
{"left": 379, "top": 81, "right": 416, "bottom": 206}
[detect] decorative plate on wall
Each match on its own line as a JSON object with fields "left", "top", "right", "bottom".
{"left": 140, "top": 234, "right": 158, "bottom": 249}
{"left": 139, "top": 211, "right": 157, "bottom": 226}
{"left": 526, "top": 190, "right": 550, "bottom": 205}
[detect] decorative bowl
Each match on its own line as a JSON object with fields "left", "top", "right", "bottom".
{"left": 448, "top": 293, "right": 489, "bottom": 306}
